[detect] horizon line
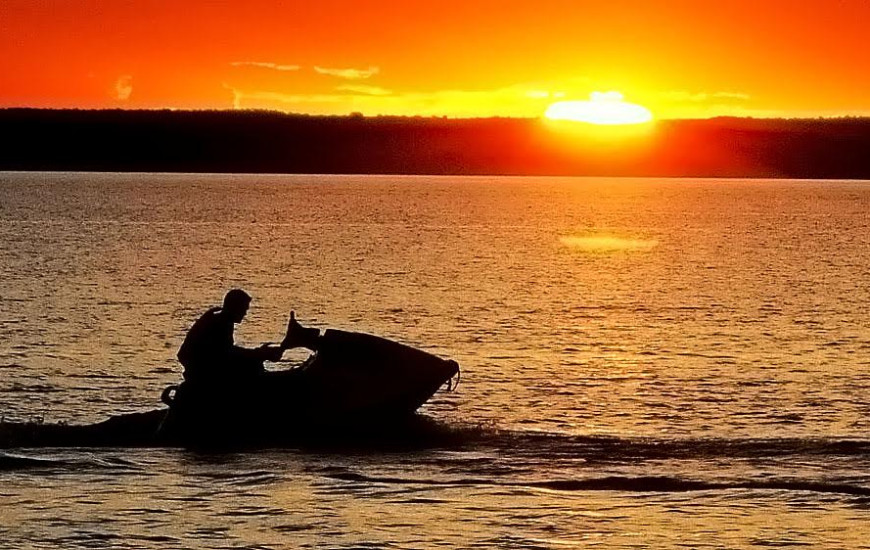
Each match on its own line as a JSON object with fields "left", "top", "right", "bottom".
{"left": 3, "top": 107, "right": 870, "bottom": 123}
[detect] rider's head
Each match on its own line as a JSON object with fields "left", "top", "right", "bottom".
{"left": 222, "top": 288, "right": 252, "bottom": 323}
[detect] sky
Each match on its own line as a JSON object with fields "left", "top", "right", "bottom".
{"left": 2, "top": 0, "right": 870, "bottom": 119}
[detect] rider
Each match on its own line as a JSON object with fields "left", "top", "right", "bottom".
{"left": 177, "top": 289, "right": 320, "bottom": 385}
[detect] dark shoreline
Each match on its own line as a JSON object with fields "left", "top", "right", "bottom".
{"left": 3, "top": 109, "right": 870, "bottom": 179}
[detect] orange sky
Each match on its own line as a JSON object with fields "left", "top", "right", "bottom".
{"left": 2, "top": 0, "right": 870, "bottom": 119}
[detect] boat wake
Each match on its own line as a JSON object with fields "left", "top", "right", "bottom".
{"left": 3, "top": 418, "right": 870, "bottom": 500}
{"left": 2, "top": 413, "right": 870, "bottom": 461}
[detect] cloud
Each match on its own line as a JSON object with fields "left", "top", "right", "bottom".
{"left": 336, "top": 84, "right": 392, "bottom": 96}
{"left": 699, "top": 106, "right": 870, "bottom": 119}
{"left": 223, "top": 84, "right": 345, "bottom": 109}
{"left": 114, "top": 75, "right": 133, "bottom": 101}
{"left": 224, "top": 83, "right": 560, "bottom": 117}
{"left": 230, "top": 61, "right": 301, "bottom": 72}
{"left": 314, "top": 65, "right": 380, "bottom": 80}
{"left": 223, "top": 83, "right": 242, "bottom": 109}
{"left": 660, "top": 90, "right": 750, "bottom": 103}
{"left": 525, "top": 90, "right": 569, "bottom": 99}
{"left": 648, "top": 90, "right": 754, "bottom": 118}
{"left": 713, "top": 92, "right": 751, "bottom": 101}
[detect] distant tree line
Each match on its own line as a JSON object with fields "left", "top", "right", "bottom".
{"left": 2, "top": 109, "right": 870, "bottom": 178}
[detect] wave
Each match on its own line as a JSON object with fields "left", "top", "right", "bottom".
{"left": 0, "top": 450, "right": 142, "bottom": 472}
{"left": 0, "top": 452, "right": 70, "bottom": 471}
{"left": 0, "top": 382, "right": 62, "bottom": 393}
{"left": 391, "top": 420, "right": 870, "bottom": 461}
{"left": 323, "top": 471, "right": 870, "bottom": 497}
{"left": 474, "top": 429, "right": 870, "bottom": 461}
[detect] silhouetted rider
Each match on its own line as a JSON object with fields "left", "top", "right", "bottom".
{"left": 177, "top": 289, "right": 293, "bottom": 384}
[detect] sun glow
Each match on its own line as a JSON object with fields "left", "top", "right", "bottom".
{"left": 544, "top": 92, "right": 653, "bottom": 125}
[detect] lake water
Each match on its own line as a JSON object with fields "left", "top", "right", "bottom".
{"left": 1, "top": 172, "right": 870, "bottom": 548}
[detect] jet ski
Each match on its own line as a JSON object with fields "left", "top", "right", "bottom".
{"left": 0, "top": 330, "right": 459, "bottom": 449}
{"left": 158, "top": 329, "right": 461, "bottom": 444}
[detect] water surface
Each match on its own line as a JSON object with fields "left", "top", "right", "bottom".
{"left": 1, "top": 173, "right": 869, "bottom": 548}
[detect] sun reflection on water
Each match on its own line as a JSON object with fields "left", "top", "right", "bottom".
{"left": 559, "top": 235, "right": 659, "bottom": 253}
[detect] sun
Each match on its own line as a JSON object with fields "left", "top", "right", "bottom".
{"left": 544, "top": 92, "right": 653, "bottom": 125}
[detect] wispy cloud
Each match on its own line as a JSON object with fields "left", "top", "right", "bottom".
{"left": 336, "top": 84, "right": 392, "bottom": 96}
{"left": 230, "top": 61, "right": 301, "bottom": 72}
{"left": 696, "top": 106, "right": 870, "bottom": 119}
{"left": 713, "top": 92, "right": 751, "bottom": 101}
{"left": 314, "top": 65, "right": 380, "bottom": 80}
{"left": 660, "top": 90, "right": 750, "bottom": 102}
{"left": 223, "top": 84, "right": 346, "bottom": 108}
{"left": 114, "top": 75, "right": 133, "bottom": 100}
{"left": 223, "top": 83, "right": 242, "bottom": 109}
{"left": 651, "top": 90, "right": 755, "bottom": 119}
{"left": 525, "top": 90, "right": 567, "bottom": 99}
{"left": 224, "top": 83, "right": 557, "bottom": 117}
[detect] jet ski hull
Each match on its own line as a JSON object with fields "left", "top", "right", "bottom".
{"left": 0, "top": 330, "right": 459, "bottom": 449}
{"left": 159, "top": 329, "right": 459, "bottom": 444}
